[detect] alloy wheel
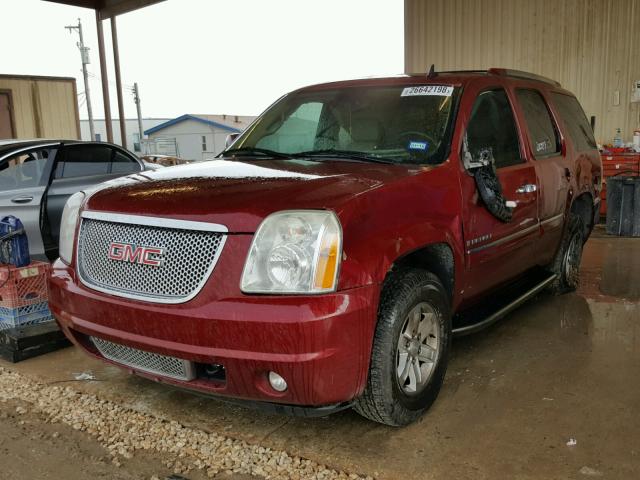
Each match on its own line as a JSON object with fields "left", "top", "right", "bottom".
{"left": 396, "top": 302, "right": 440, "bottom": 395}
{"left": 564, "top": 234, "right": 582, "bottom": 286}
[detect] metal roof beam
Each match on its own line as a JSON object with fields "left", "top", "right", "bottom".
{"left": 43, "top": 0, "right": 165, "bottom": 19}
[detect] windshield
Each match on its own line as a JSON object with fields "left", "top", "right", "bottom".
{"left": 226, "top": 85, "right": 461, "bottom": 165}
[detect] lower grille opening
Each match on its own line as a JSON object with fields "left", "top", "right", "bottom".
{"left": 91, "top": 336, "right": 196, "bottom": 381}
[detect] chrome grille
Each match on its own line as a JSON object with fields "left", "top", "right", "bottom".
{"left": 77, "top": 212, "right": 226, "bottom": 303}
{"left": 91, "top": 336, "right": 195, "bottom": 381}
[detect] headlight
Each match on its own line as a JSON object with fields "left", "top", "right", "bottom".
{"left": 241, "top": 210, "right": 342, "bottom": 293}
{"left": 59, "top": 192, "right": 85, "bottom": 264}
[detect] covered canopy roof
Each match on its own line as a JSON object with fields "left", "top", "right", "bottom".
{"left": 41, "top": 0, "right": 166, "bottom": 146}
{"left": 43, "top": 0, "right": 165, "bottom": 18}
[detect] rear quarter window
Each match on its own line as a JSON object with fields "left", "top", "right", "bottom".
{"left": 516, "top": 89, "right": 561, "bottom": 157}
{"left": 550, "top": 93, "right": 597, "bottom": 151}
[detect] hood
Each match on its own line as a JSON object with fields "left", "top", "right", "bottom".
{"left": 84, "top": 158, "right": 423, "bottom": 232}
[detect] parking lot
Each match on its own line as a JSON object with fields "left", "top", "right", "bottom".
{"left": 1, "top": 229, "right": 637, "bottom": 479}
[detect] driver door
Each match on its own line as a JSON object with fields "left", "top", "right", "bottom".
{"left": 0, "top": 147, "right": 56, "bottom": 260}
{"left": 460, "top": 87, "right": 540, "bottom": 302}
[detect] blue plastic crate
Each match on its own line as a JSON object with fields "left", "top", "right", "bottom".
{"left": 0, "top": 301, "right": 53, "bottom": 330}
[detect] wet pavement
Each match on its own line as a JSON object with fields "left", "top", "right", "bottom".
{"left": 4, "top": 227, "right": 639, "bottom": 479}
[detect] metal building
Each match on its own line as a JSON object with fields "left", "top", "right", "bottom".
{"left": 404, "top": 0, "right": 640, "bottom": 143}
{"left": 0, "top": 74, "right": 80, "bottom": 139}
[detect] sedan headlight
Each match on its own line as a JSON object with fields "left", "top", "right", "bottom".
{"left": 241, "top": 210, "right": 342, "bottom": 294}
{"left": 59, "top": 192, "right": 85, "bottom": 264}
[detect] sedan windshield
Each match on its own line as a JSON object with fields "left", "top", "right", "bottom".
{"left": 226, "top": 85, "right": 460, "bottom": 165}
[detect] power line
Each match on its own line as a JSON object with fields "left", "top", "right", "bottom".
{"left": 86, "top": 70, "right": 134, "bottom": 90}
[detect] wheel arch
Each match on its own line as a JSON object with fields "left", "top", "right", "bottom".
{"left": 570, "top": 192, "right": 594, "bottom": 239}
{"left": 390, "top": 242, "right": 455, "bottom": 303}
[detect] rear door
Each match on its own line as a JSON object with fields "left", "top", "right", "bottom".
{"left": 460, "top": 87, "right": 540, "bottom": 300}
{"left": 0, "top": 146, "right": 56, "bottom": 259}
{"left": 514, "top": 88, "right": 568, "bottom": 266}
{"left": 45, "top": 143, "right": 142, "bottom": 253}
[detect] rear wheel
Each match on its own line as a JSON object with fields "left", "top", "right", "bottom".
{"left": 548, "top": 212, "right": 585, "bottom": 294}
{"left": 354, "top": 268, "right": 451, "bottom": 426}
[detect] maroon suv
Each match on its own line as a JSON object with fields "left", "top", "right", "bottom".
{"left": 49, "top": 69, "right": 601, "bottom": 426}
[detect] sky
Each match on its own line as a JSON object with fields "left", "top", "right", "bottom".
{"left": 1, "top": 0, "right": 404, "bottom": 119}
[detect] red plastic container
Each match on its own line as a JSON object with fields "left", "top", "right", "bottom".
{"left": 0, "top": 261, "right": 51, "bottom": 309}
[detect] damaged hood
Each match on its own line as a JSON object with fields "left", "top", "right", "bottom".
{"left": 84, "top": 158, "right": 420, "bottom": 232}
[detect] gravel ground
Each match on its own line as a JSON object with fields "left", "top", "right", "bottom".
{"left": 0, "top": 367, "right": 370, "bottom": 480}
{"left": 0, "top": 397, "right": 216, "bottom": 479}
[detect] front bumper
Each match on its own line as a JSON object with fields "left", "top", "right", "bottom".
{"left": 49, "top": 259, "right": 379, "bottom": 407}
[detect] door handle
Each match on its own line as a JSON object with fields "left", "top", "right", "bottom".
{"left": 515, "top": 184, "right": 537, "bottom": 194}
{"left": 11, "top": 196, "right": 34, "bottom": 204}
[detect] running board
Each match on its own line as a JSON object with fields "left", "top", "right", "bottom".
{"left": 452, "top": 273, "right": 557, "bottom": 337}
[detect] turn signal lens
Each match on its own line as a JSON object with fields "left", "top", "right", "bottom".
{"left": 313, "top": 230, "right": 340, "bottom": 290}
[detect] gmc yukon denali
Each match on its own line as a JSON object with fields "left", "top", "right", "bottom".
{"left": 49, "top": 69, "right": 601, "bottom": 426}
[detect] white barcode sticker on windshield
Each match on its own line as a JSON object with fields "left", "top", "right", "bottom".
{"left": 401, "top": 85, "right": 454, "bottom": 97}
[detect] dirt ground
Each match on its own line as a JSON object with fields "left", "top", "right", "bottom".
{"left": 1, "top": 229, "right": 638, "bottom": 479}
{"left": 0, "top": 398, "right": 256, "bottom": 480}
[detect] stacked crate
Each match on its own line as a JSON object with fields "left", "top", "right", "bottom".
{"left": 600, "top": 153, "right": 640, "bottom": 217}
{"left": 0, "top": 261, "right": 53, "bottom": 331}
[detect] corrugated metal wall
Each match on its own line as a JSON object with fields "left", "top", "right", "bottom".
{"left": 404, "top": 0, "right": 640, "bottom": 143}
{"left": 0, "top": 75, "right": 80, "bottom": 139}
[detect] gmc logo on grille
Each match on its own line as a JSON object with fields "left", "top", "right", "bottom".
{"left": 108, "top": 242, "right": 165, "bottom": 267}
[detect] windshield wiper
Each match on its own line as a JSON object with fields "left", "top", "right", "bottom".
{"left": 221, "top": 147, "right": 293, "bottom": 159}
{"left": 294, "top": 149, "right": 394, "bottom": 164}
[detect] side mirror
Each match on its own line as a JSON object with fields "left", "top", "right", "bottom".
{"left": 225, "top": 133, "right": 241, "bottom": 149}
{"left": 462, "top": 133, "right": 494, "bottom": 171}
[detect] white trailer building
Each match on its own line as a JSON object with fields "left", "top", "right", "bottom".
{"left": 144, "top": 114, "right": 255, "bottom": 161}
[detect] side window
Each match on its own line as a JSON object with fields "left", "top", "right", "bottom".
{"left": 55, "top": 145, "right": 112, "bottom": 179}
{"left": 466, "top": 89, "right": 522, "bottom": 168}
{"left": 111, "top": 150, "right": 141, "bottom": 174}
{"left": 256, "top": 102, "right": 323, "bottom": 153}
{"left": 550, "top": 93, "right": 597, "bottom": 151}
{"left": 516, "top": 89, "right": 561, "bottom": 157}
{"left": 0, "top": 149, "right": 51, "bottom": 190}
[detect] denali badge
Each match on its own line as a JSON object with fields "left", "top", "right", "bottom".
{"left": 108, "top": 242, "right": 165, "bottom": 267}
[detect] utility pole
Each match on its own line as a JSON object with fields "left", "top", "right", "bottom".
{"left": 66, "top": 18, "right": 95, "bottom": 141}
{"left": 132, "top": 83, "right": 145, "bottom": 153}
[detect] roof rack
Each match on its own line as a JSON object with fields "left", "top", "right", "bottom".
{"left": 416, "top": 67, "right": 561, "bottom": 87}
{"left": 436, "top": 70, "right": 488, "bottom": 75}
{"left": 488, "top": 68, "right": 561, "bottom": 87}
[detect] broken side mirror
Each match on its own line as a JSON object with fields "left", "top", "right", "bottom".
{"left": 225, "top": 133, "right": 241, "bottom": 149}
{"left": 462, "top": 133, "right": 495, "bottom": 171}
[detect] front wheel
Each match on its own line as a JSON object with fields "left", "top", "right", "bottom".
{"left": 354, "top": 268, "right": 451, "bottom": 426}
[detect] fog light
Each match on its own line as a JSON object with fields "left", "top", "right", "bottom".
{"left": 268, "top": 371, "right": 287, "bottom": 392}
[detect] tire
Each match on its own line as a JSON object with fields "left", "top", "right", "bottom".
{"left": 547, "top": 212, "right": 585, "bottom": 294}
{"left": 354, "top": 268, "right": 451, "bottom": 426}
{"left": 473, "top": 164, "right": 513, "bottom": 223}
